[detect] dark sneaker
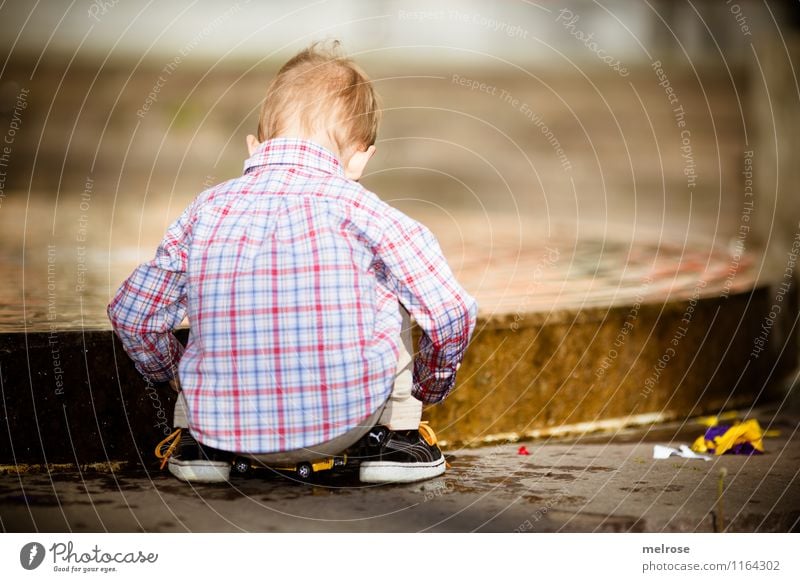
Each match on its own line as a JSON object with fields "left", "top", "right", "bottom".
{"left": 357, "top": 422, "right": 446, "bottom": 483}
{"left": 155, "top": 428, "right": 232, "bottom": 483}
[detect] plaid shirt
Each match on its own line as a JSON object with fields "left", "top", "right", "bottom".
{"left": 108, "top": 138, "right": 477, "bottom": 453}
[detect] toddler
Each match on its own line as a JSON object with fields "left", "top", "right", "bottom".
{"left": 108, "top": 42, "right": 477, "bottom": 484}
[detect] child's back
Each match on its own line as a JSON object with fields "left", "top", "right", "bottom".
{"left": 109, "top": 42, "right": 477, "bottom": 484}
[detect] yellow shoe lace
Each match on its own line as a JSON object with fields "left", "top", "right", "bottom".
{"left": 155, "top": 428, "right": 182, "bottom": 470}
{"left": 419, "top": 422, "right": 451, "bottom": 470}
{"left": 418, "top": 421, "right": 438, "bottom": 446}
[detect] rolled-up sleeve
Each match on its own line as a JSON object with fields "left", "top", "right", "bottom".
{"left": 376, "top": 211, "right": 478, "bottom": 403}
{"left": 107, "top": 204, "right": 194, "bottom": 382}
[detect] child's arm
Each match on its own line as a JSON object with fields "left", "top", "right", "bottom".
{"left": 376, "top": 212, "right": 478, "bottom": 404}
{"left": 107, "top": 203, "right": 195, "bottom": 383}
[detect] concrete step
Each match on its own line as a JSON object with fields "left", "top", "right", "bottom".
{"left": 428, "top": 283, "right": 794, "bottom": 447}
{"left": 1, "top": 237, "right": 795, "bottom": 466}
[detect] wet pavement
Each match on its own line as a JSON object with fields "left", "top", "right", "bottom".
{"left": 2, "top": 410, "right": 797, "bottom": 533}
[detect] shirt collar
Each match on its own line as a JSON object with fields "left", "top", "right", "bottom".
{"left": 243, "top": 137, "right": 344, "bottom": 177}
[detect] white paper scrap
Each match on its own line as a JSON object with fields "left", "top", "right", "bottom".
{"left": 653, "top": 444, "right": 712, "bottom": 461}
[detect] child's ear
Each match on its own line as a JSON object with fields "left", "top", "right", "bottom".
{"left": 246, "top": 134, "right": 261, "bottom": 156}
{"left": 345, "top": 145, "right": 376, "bottom": 181}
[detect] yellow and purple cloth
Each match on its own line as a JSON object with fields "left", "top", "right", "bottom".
{"left": 690, "top": 419, "right": 765, "bottom": 455}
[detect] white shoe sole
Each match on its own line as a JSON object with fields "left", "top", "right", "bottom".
{"left": 359, "top": 456, "right": 446, "bottom": 484}
{"left": 168, "top": 459, "right": 231, "bottom": 483}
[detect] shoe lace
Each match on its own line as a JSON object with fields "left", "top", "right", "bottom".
{"left": 419, "top": 422, "right": 451, "bottom": 469}
{"left": 418, "top": 421, "right": 438, "bottom": 446}
{"left": 155, "top": 428, "right": 182, "bottom": 470}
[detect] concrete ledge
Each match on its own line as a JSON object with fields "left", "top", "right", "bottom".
{"left": 0, "top": 284, "right": 795, "bottom": 465}
{"left": 0, "top": 330, "right": 183, "bottom": 466}
{"left": 428, "top": 283, "right": 797, "bottom": 445}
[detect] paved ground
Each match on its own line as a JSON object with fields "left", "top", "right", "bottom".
{"left": 1, "top": 410, "right": 797, "bottom": 533}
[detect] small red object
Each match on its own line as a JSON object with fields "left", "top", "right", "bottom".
{"left": 517, "top": 446, "right": 530, "bottom": 456}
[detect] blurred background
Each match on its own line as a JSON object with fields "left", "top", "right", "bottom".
{"left": 0, "top": 0, "right": 798, "bottom": 330}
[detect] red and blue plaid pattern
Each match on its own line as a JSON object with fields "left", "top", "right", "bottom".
{"left": 108, "top": 138, "right": 477, "bottom": 453}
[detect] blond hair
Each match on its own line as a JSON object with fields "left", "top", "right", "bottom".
{"left": 257, "top": 41, "right": 380, "bottom": 154}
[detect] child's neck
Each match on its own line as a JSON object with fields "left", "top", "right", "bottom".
{"left": 275, "top": 128, "right": 341, "bottom": 161}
